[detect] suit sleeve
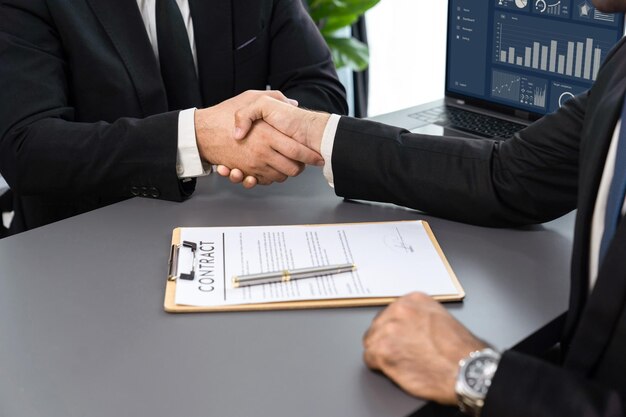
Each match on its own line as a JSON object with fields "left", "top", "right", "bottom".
{"left": 0, "top": 0, "right": 188, "bottom": 202}
{"left": 482, "top": 350, "right": 625, "bottom": 417}
{"left": 267, "top": 0, "right": 348, "bottom": 115}
{"left": 330, "top": 91, "right": 586, "bottom": 227}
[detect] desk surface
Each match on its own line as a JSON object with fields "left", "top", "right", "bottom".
{"left": 0, "top": 167, "right": 574, "bottom": 417}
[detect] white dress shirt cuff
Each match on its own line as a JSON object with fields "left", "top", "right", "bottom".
{"left": 176, "top": 108, "right": 211, "bottom": 178}
{"left": 321, "top": 114, "right": 341, "bottom": 188}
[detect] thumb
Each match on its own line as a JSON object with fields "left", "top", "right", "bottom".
{"left": 234, "top": 96, "right": 287, "bottom": 140}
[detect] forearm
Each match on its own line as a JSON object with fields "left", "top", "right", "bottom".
{"left": 0, "top": 112, "right": 186, "bottom": 201}
{"left": 331, "top": 114, "right": 579, "bottom": 227}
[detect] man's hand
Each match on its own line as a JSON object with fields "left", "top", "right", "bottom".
{"left": 216, "top": 94, "right": 330, "bottom": 187}
{"left": 234, "top": 95, "right": 330, "bottom": 153}
{"left": 195, "top": 91, "right": 324, "bottom": 186}
{"left": 363, "top": 292, "right": 487, "bottom": 405}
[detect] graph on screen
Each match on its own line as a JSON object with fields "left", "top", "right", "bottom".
{"left": 493, "top": 12, "right": 617, "bottom": 82}
{"left": 491, "top": 69, "right": 547, "bottom": 109}
{"left": 533, "top": 0, "right": 569, "bottom": 18}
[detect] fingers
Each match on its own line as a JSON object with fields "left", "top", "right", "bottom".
{"left": 363, "top": 326, "right": 381, "bottom": 370}
{"left": 251, "top": 89, "right": 298, "bottom": 107}
{"left": 238, "top": 122, "right": 311, "bottom": 178}
{"left": 362, "top": 294, "right": 430, "bottom": 368}
{"left": 228, "top": 168, "right": 244, "bottom": 183}
{"left": 363, "top": 345, "right": 382, "bottom": 371}
{"left": 362, "top": 306, "right": 391, "bottom": 371}
{"left": 228, "top": 169, "right": 259, "bottom": 189}
{"left": 229, "top": 160, "right": 296, "bottom": 188}
{"left": 216, "top": 152, "right": 293, "bottom": 189}
{"left": 216, "top": 165, "right": 257, "bottom": 188}
{"left": 270, "top": 134, "right": 324, "bottom": 166}
{"left": 216, "top": 165, "right": 231, "bottom": 177}
{"left": 243, "top": 176, "right": 258, "bottom": 189}
{"left": 239, "top": 89, "right": 297, "bottom": 106}
{"left": 234, "top": 96, "right": 293, "bottom": 140}
{"left": 255, "top": 121, "right": 321, "bottom": 168}
{"left": 223, "top": 168, "right": 258, "bottom": 189}
{"left": 216, "top": 119, "right": 314, "bottom": 188}
{"left": 233, "top": 91, "right": 297, "bottom": 140}
{"left": 264, "top": 150, "right": 305, "bottom": 179}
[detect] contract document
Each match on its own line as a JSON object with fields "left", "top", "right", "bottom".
{"left": 165, "top": 221, "right": 464, "bottom": 312}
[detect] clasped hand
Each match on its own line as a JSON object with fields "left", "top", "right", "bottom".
{"left": 196, "top": 90, "right": 329, "bottom": 188}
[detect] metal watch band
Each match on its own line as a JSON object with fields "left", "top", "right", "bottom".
{"left": 455, "top": 348, "right": 501, "bottom": 417}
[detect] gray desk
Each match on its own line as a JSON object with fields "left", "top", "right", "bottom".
{"left": 0, "top": 167, "right": 574, "bottom": 417}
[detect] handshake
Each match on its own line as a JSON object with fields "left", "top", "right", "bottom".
{"left": 194, "top": 90, "right": 331, "bottom": 188}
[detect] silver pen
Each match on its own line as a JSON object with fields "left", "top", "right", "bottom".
{"left": 232, "top": 263, "right": 356, "bottom": 288}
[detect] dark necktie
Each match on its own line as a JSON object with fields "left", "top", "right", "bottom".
{"left": 599, "top": 97, "right": 626, "bottom": 262}
{"left": 156, "top": 0, "right": 202, "bottom": 110}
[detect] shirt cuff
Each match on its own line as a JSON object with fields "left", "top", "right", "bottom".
{"left": 321, "top": 114, "right": 341, "bottom": 188}
{"left": 176, "top": 108, "right": 212, "bottom": 178}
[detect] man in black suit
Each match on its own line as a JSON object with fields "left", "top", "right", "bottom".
{"left": 0, "top": 0, "right": 347, "bottom": 234}
{"left": 221, "top": 0, "right": 626, "bottom": 414}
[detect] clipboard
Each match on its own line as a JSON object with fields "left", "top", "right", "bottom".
{"left": 164, "top": 221, "right": 465, "bottom": 313}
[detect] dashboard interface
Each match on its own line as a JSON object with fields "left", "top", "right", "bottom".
{"left": 447, "top": 0, "right": 624, "bottom": 115}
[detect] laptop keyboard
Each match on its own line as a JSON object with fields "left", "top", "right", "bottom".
{"left": 408, "top": 106, "right": 527, "bottom": 139}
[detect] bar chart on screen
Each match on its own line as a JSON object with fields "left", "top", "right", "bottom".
{"left": 493, "top": 12, "right": 617, "bottom": 82}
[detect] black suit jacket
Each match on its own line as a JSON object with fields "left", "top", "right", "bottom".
{"left": 331, "top": 38, "right": 626, "bottom": 416}
{"left": 0, "top": 0, "right": 347, "bottom": 233}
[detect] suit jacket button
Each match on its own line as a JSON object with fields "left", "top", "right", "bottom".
{"left": 149, "top": 187, "right": 160, "bottom": 198}
{"left": 130, "top": 186, "right": 139, "bottom": 196}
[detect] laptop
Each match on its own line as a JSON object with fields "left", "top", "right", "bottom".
{"left": 374, "top": 0, "right": 625, "bottom": 140}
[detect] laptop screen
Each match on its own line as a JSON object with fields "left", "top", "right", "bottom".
{"left": 446, "top": 0, "right": 624, "bottom": 118}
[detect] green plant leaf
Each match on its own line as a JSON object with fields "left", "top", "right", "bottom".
{"left": 308, "top": 0, "right": 344, "bottom": 21}
{"left": 320, "top": 15, "right": 360, "bottom": 34}
{"left": 309, "top": 0, "right": 380, "bottom": 22}
{"left": 325, "top": 36, "right": 369, "bottom": 71}
{"left": 305, "top": 0, "right": 378, "bottom": 71}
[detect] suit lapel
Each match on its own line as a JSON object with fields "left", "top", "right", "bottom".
{"left": 563, "top": 52, "right": 626, "bottom": 347}
{"left": 85, "top": 0, "right": 168, "bottom": 116}
{"left": 562, "top": 38, "right": 626, "bottom": 369}
{"left": 565, "top": 215, "right": 626, "bottom": 373}
{"left": 188, "top": 0, "right": 234, "bottom": 106}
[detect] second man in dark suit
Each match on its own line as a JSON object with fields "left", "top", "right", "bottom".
{"left": 221, "top": 0, "right": 626, "bottom": 414}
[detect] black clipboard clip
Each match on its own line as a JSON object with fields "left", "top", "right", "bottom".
{"left": 168, "top": 240, "right": 197, "bottom": 281}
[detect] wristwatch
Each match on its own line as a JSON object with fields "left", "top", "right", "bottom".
{"left": 455, "top": 348, "right": 501, "bottom": 417}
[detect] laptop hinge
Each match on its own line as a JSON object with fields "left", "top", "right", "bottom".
{"left": 514, "top": 109, "right": 531, "bottom": 120}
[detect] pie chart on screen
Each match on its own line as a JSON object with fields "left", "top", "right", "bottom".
{"left": 516, "top": 0, "right": 528, "bottom": 7}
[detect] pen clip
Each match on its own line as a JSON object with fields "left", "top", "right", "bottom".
{"left": 168, "top": 240, "right": 197, "bottom": 281}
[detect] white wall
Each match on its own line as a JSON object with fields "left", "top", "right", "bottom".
{"left": 365, "top": 1, "right": 448, "bottom": 116}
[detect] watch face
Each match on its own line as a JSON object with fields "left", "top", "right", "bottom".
{"left": 464, "top": 357, "right": 499, "bottom": 396}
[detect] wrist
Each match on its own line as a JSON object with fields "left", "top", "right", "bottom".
{"left": 194, "top": 107, "right": 217, "bottom": 165}
{"left": 455, "top": 348, "right": 501, "bottom": 417}
{"left": 304, "top": 111, "right": 329, "bottom": 153}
